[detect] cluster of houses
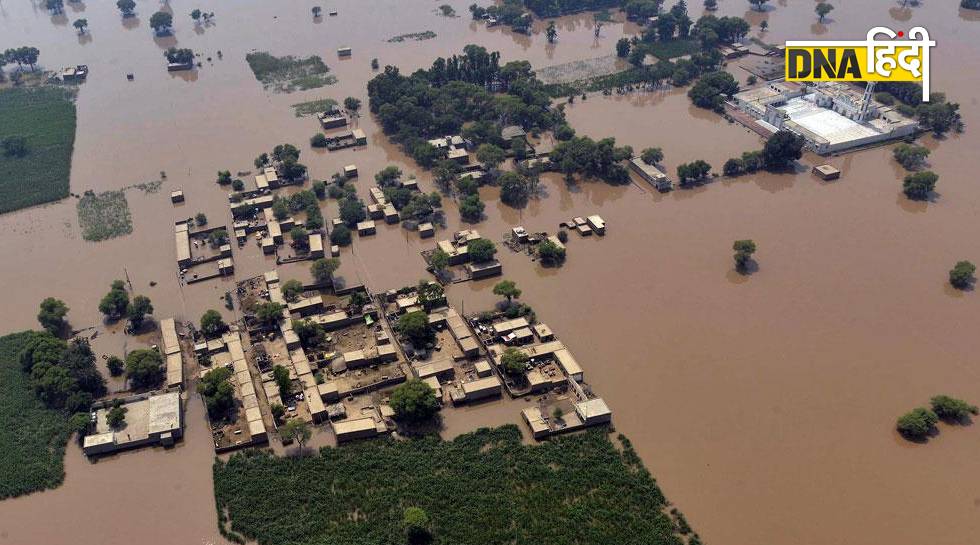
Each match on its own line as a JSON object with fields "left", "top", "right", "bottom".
{"left": 175, "top": 221, "right": 235, "bottom": 283}
{"left": 426, "top": 229, "right": 503, "bottom": 281}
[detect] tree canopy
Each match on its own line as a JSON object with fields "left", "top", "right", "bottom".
{"left": 733, "top": 239, "right": 756, "bottom": 272}
{"left": 200, "top": 310, "right": 226, "bottom": 337}
{"left": 902, "top": 171, "right": 938, "bottom": 200}
{"left": 896, "top": 407, "right": 937, "bottom": 439}
{"left": 389, "top": 379, "right": 441, "bottom": 423}
{"left": 762, "top": 131, "right": 804, "bottom": 170}
{"left": 929, "top": 395, "right": 978, "bottom": 422}
{"left": 37, "top": 297, "right": 69, "bottom": 335}
{"left": 311, "top": 258, "right": 340, "bottom": 285}
{"left": 467, "top": 239, "right": 497, "bottom": 263}
{"left": 125, "top": 349, "right": 164, "bottom": 390}
{"left": 493, "top": 280, "right": 521, "bottom": 301}
{"left": 397, "top": 311, "right": 434, "bottom": 346}
{"left": 500, "top": 347, "right": 529, "bottom": 375}
{"left": 948, "top": 261, "right": 975, "bottom": 290}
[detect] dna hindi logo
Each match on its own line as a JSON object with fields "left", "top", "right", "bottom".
{"left": 784, "top": 27, "right": 935, "bottom": 102}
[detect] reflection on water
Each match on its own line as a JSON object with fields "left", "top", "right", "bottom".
{"left": 1, "top": 1, "right": 980, "bottom": 545}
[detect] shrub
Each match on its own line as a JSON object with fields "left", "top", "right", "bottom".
{"left": 896, "top": 407, "right": 937, "bottom": 439}
{"left": 929, "top": 395, "right": 978, "bottom": 422}
{"left": 902, "top": 170, "right": 938, "bottom": 200}
{"left": 948, "top": 261, "right": 975, "bottom": 290}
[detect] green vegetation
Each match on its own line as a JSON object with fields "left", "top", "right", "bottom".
{"left": 492, "top": 280, "right": 521, "bottom": 302}
{"left": 245, "top": 52, "right": 337, "bottom": 93}
{"left": 902, "top": 170, "right": 938, "bottom": 200}
{"left": 892, "top": 144, "right": 929, "bottom": 171}
{"left": 200, "top": 309, "right": 226, "bottom": 337}
{"left": 537, "top": 238, "right": 566, "bottom": 266}
{"left": 498, "top": 171, "right": 530, "bottom": 206}
{"left": 459, "top": 194, "right": 485, "bottom": 223}
{"left": 948, "top": 260, "right": 975, "bottom": 290}
{"left": 467, "top": 238, "right": 496, "bottom": 263}
{"left": 106, "top": 404, "right": 127, "bottom": 429}
{"left": 37, "top": 297, "right": 69, "bottom": 336}
{"left": 281, "top": 419, "right": 312, "bottom": 449}
{"left": 255, "top": 302, "right": 286, "bottom": 326}
{"left": 98, "top": 280, "right": 129, "bottom": 319}
{"left": 896, "top": 407, "right": 937, "bottom": 440}
{"left": 388, "top": 31, "right": 437, "bottom": 43}
{"left": 125, "top": 349, "right": 164, "bottom": 390}
{"left": 149, "top": 11, "right": 174, "bottom": 35}
{"left": 687, "top": 71, "right": 738, "bottom": 112}
{"left": 77, "top": 190, "right": 133, "bottom": 241}
{"left": 107, "top": 355, "right": 124, "bottom": 376}
{"left": 403, "top": 506, "right": 432, "bottom": 543}
{"left": 292, "top": 319, "right": 326, "bottom": 349}
{"left": 126, "top": 294, "right": 153, "bottom": 329}
{"left": 311, "top": 258, "right": 340, "bottom": 286}
{"left": 500, "top": 347, "right": 529, "bottom": 375}
{"left": 164, "top": 47, "right": 195, "bottom": 65}
{"left": 550, "top": 136, "right": 632, "bottom": 184}
{"left": 291, "top": 97, "right": 338, "bottom": 117}
{"left": 281, "top": 279, "right": 304, "bottom": 303}
{"left": 762, "top": 130, "right": 805, "bottom": 171}
{"left": 0, "top": 332, "right": 73, "bottom": 499}
{"left": 116, "top": 0, "right": 136, "bottom": 17}
{"left": 641, "top": 147, "right": 663, "bottom": 166}
{"left": 214, "top": 426, "right": 689, "bottom": 545}
{"left": 676, "top": 160, "right": 711, "bottom": 185}
{"left": 330, "top": 224, "right": 352, "bottom": 246}
{"left": 733, "top": 239, "right": 756, "bottom": 272}
{"left": 389, "top": 379, "right": 440, "bottom": 423}
{"left": 0, "top": 87, "right": 77, "bottom": 214}
{"left": 874, "top": 83, "right": 963, "bottom": 136}
{"left": 815, "top": 2, "right": 834, "bottom": 22}
{"left": 397, "top": 311, "right": 434, "bottom": 347}
{"left": 930, "top": 395, "right": 978, "bottom": 422}
{"left": 273, "top": 364, "right": 291, "bottom": 399}
{"left": 199, "top": 367, "right": 235, "bottom": 419}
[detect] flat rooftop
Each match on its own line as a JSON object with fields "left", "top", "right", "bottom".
{"left": 778, "top": 97, "right": 879, "bottom": 146}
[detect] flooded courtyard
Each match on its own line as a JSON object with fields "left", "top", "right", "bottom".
{"left": 2, "top": 1, "right": 980, "bottom": 544}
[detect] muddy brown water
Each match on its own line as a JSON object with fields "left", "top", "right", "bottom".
{"left": 2, "top": 1, "right": 980, "bottom": 544}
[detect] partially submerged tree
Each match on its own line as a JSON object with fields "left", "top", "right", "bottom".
{"left": 73, "top": 18, "right": 89, "bottom": 34}
{"left": 37, "top": 297, "right": 69, "bottom": 335}
{"left": 896, "top": 407, "right": 938, "bottom": 440}
{"left": 310, "top": 258, "right": 340, "bottom": 286}
{"left": 126, "top": 295, "right": 153, "bottom": 329}
{"left": 930, "top": 395, "right": 978, "bottom": 422}
{"left": 149, "top": 11, "right": 174, "bottom": 35}
{"left": 892, "top": 144, "right": 929, "bottom": 170}
{"left": 397, "top": 311, "right": 434, "bottom": 346}
{"left": 641, "top": 147, "right": 663, "bottom": 166}
{"left": 537, "top": 239, "right": 566, "bottom": 266}
{"left": 902, "top": 170, "right": 938, "bottom": 200}
{"left": 200, "top": 309, "right": 226, "bottom": 337}
{"left": 762, "top": 130, "right": 804, "bottom": 170}
{"left": 116, "top": 0, "right": 137, "bottom": 17}
{"left": 125, "top": 349, "right": 164, "bottom": 390}
{"left": 493, "top": 280, "right": 521, "bottom": 302}
{"left": 389, "top": 379, "right": 440, "bottom": 423}
{"left": 948, "top": 260, "right": 976, "bottom": 290}
{"left": 98, "top": 280, "right": 130, "bottom": 320}
{"left": 732, "top": 239, "right": 757, "bottom": 272}
{"left": 254, "top": 302, "right": 286, "bottom": 326}
{"left": 467, "top": 238, "right": 496, "bottom": 263}
{"left": 815, "top": 2, "right": 834, "bottom": 22}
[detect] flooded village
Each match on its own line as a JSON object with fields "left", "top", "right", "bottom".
{"left": 2, "top": 1, "right": 980, "bottom": 545}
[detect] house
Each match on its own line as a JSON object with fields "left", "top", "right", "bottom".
{"left": 309, "top": 233, "right": 324, "bottom": 258}
{"left": 418, "top": 223, "right": 434, "bottom": 238}
{"left": 501, "top": 125, "right": 526, "bottom": 142}
{"left": 468, "top": 260, "right": 502, "bottom": 279}
{"left": 344, "top": 164, "right": 358, "bottom": 178}
{"left": 357, "top": 221, "right": 376, "bottom": 236}
{"left": 170, "top": 190, "right": 184, "bottom": 203}
{"left": 318, "top": 110, "right": 347, "bottom": 129}
{"left": 812, "top": 164, "right": 841, "bottom": 180}
{"left": 333, "top": 417, "right": 385, "bottom": 443}
{"left": 629, "top": 157, "right": 672, "bottom": 191}
{"left": 383, "top": 204, "right": 399, "bottom": 223}
{"left": 450, "top": 375, "right": 502, "bottom": 405}
{"left": 337, "top": 46, "right": 352, "bottom": 57}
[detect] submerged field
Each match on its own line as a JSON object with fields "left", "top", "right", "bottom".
{"left": 0, "top": 332, "right": 70, "bottom": 500}
{"left": 214, "top": 426, "right": 692, "bottom": 545}
{"left": 0, "top": 86, "right": 77, "bottom": 214}
{"left": 245, "top": 52, "right": 337, "bottom": 93}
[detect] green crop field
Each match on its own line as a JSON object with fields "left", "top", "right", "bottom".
{"left": 0, "top": 86, "right": 77, "bottom": 214}
{"left": 0, "top": 332, "right": 71, "bottom": 500}
{"left": 214, "top": 426, "right": 698, "bottom": 545}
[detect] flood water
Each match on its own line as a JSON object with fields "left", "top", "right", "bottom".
{"left": 2, "top": 1, "right": 980, "bottom": 544}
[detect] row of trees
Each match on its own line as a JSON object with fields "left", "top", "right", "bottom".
{"left": 722, "top": 131, "right": 805, "bottom": 177}
{"left": 1, "top": 47, "right": 41, "bottom": 71}
{"left": 897, "top": 395, "right": 978, "bottom": 440}
{"left": 549, "top": 136, "right": 633, "bottom": 184}
{"left": 98, "top": 280, "right": 154, "bottom": 330}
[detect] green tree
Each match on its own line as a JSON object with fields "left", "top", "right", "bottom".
{"left": 917, "top": 101, "right": 962, "bottom": 136}
{"left": 270, "top": 403, "right": 286, "bottom": 423}
{"left": 390, "top": 379, "right": 441, "bottom": 423}
{"left": 815, "top": 3, "right": 834, "bottom": 22}
{"left": 106, "top": 355, "right": 125, "bottom": 377}
{"left": 493, "top": 280, "right": 521, "bottom": 302}
{"left": 311, "top": 258, "right": 340, "bottom": 286}
{"left": 293, "top": 319, "right": 326, "bottom": 348}
{"left": 281, "top": 418, "right": 312, "bottom": 450}
{"left": 37, "top": 297, "right": 69, "bottom": 335}
{"left": 762, "top": 130, "right": 804, "bottom": 170}
{"left": 459, "top": 194, "right": 485, "bottom": 223}
{"left": 194, "top": 212, "right": 208, "bottom": 226}
{"left": 733, "top": 239, "right": 756, "bottom": 272}
{"left": 641, "top": 147, "right": 663, "bottom": 166}
{"left": 403, "top": 506, "right": 432, "bottom": 544}
{"left": 281, "top": 279, "right": 305, "bottom": 303}
{"left": 117, "top": 0, "right": 136, "bottom": 17}
{"left": 475, "top": 143, "right": 506, "bottom": 171}
{"left": 149, "top": 11, "right": 174, "bottom": 34}
{"left": 125, "top": 349, "right": 164, "bottom": 389}
{"left": 499, "top": 171, "right": 529, "bottom": 206}
{"left": 191, "top": 9, "right": 202, "bottom": 21}
{"left": 98, "top": 280, "right": 130, "bottom": 320}
{"left": 688, "top": 71, "right": 739, "bottom": 112}
{"left": 375, "top": 165, "right": 403, "bottom": 187}
{"left": 930, "top": 395, "right": 978, "bottom": 422}
{"left": 310, "top": 133, "right": 328, "bottom": 148}
{"left": 397, "top": 311, "right": 434, "bottom": 346}
{"left": 106, "top": 405, "right": 127, "bottom": 429}
{"left": 330, "top": 224, "right": 352, "bottom": 246}
{"left": 902, "top": 170, "right": 938, "bottom": 200}
{"left": 273, "top": 364, "right": 292, "bottom": 398}
{"left": 430, "top": 248, "right": 450, "bottom": 274}
{"left": 339, "top": 197, "right": 367, "bottom": 226}
{"left": 198, "top": 367, "right": 235, "bottom": 418}
{"left": 208, "top": 229, "right": 229, "bottom": 247}
{"left": 344, "top": 96, "right": 361, "bottom": 112}
{"left": 254, "top": 302, "right": 286, "bottom": 326}
{"left": 616, "top": 37, "right": 631, "bottom": 58}
{"left": 896, "top": 407, "right": 938, "bottom": 439}
{"left": 537, "top": 239, "right": 566, "bottom": 266}
{"left": 500, "top": 347, "right": 529, "bottom": 375}
{"left": 892, "top": 144, "right": 929, "bottom": 170}
{"left": 417, "top": 280, "right": 445, "bottom": 309}
{"left": 467, "top": 238, "right": 496, "bottom": 263}
{"left": 200, "top": 310, "right": 226, "bottom": 337}
{"left": 216, "top": 170, "right": 233, "bottom": 185}
{"left": 948, "top": 260, "right": 976, "bottom": 290}
{"left": 126, "top": 295, "right": 153, "bottom": 329}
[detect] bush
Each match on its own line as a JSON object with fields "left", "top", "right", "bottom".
{"left": 330, "top": 224, "right": 352, "bottom": 246}
{"left": 389, "top": 380, "right": 440, "bottom": 423}
{"left": 310, "top": 133, "right": 328, "bottom": 147}
{"left": 538, "top": 239, "right": 566, "bottom": 266}
{"left": 902, "top": 170, "right": 938, "bottom": 200}
{"left": 892, "top": 144, "right": 929, "bottom": 170}
{"left": 896, "top": 407, "right": 938, "bottom": 439}
{"left": 929, "top": 395, "right": 978, "bottom": 422}
{"left": 948, "top": 261, "right": 975, "bottom": 290}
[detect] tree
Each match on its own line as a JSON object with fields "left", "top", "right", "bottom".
{"left": 310, "top": 133, "right": 328, "bottom": 148}
{"left": 149, "top": 11, "right": 174, "bottom": 35}
{"left": 723, "top": 158, "right": 745, "bottom": 176}
{"left": 254, "top": 302, "right": 285, "bottom": 327}
{"left": 493, "top": 280, "right": 521, "bottom": 302}
{"left": 676, "top": 160, "right": 711, "bottom": 185}
{"left": 273, "top": 364, "right": 292, "bottom": 398}
{"left": 127, "top": 295, "right": 153, "bottom": 329}
{"left": 125, "top": 349, "right": 164, "bottom": 389}
{"left": 917, "top": 101, "right": 962, "bottom": 136}
{"left": 270, "top": 403, "right": 286, "bottom": 423}
{"left": 200, "top": 310, "right": 226, "bottom": 337}
{"left": 688, "top": 71, "right": 739, "bottom": 112}
{"left": 475, "top": 144, "right": 506, "bottom": 172}
{"left": 73, "top": 19, "right": 89, "bottom": 34}
{"left": 216, "top": 170, "right": 233, "bottom": 185}
{"left": 546, "top": 21, "right": 558, "bottom": 44}
{"left": 344, "top": 96, "right": 361, "bottom": 112}
{"left": 896, "top": 407, "right": 938, "bottom": 439}
{"left": 38, "top": 297, "right": 69, "bottom": 335}
{"left": 117, "top": 0, "right": 136, "bottom": 17}
{"left": 311, "top": 258, "right": 340, "bottom": 286}
{"left": 397, "top": 311, "right": 434, "bottom": 346}
{"left": 208, "top": 229, "right": 228, "bottom": 247}
{"left": 417, "top": 281, "right": 445, "bottom": 309}
{"left": 281, "top": 418, "right": 312, "bottom": 450}
{"left": 273, "top": 143, "right": 301, "bottom": 163}
{"left": 165, "top": 47, "right": 194, "bottom": 65}
{"left": 762, "top": 130, "right": 804, "bottom": 170}
{"left": 106, "top": 355, "right": 124, "bottom": 377}
{"left": 198, "top": 367, "right": 235, "bottom": 418}
{"left": 403, "top": 506, "right": 432, "bottom": 544}
{"left": 430, "top": 248, "right": 449, "bottom": 274}
{"left": 815, "top": 3, "right": 834, "bottom": 22}
{"left": 704, "top": 0, "right": 718, "bottom": 10}
{"left": 390, "top": 379, "right": 441, "bottom": 423}
{"left": 459, "top": 194, "right": 485, "bottom": 223}
{"left": 293, "top": 319, "right": 326, "bottom": 348}
{"left": 902, "top": 170, "right": 938, "bottom": 200}
{"left": 892, "top": 144, "right": 929, "bottom": 170}
{"left": 733, "top": 239, "right": 756, "bottom": 272}
{"left": 467, "top": 238, "right": 496, "bottom": 263}
{"left": 499, "top": 172, "right": 529, "bottom": 206}
{"left": 281, "top": 279, "right": 305, "bottom": 303}
{"left": 500, "top": 347, "right": 529, "bottom": 375}
{"left": 616, "top": 37, "right": 631, "bottom": 58}
{"left": 748, "top": 0, "right": 770, "bottom": 11}
{"left": 106, "top": 405, "right": 127, "bottom": 429}
{"left": 948, "top": 261, "right": 976, "bottom": 290}
{"left": 339, "top": 197, "right": 367, "bottom": 226}
{"left": 537, "top": 239, "right": 566, "bottom": 266}
{"left": 641, "top": 147, "right": 663, "bottom": 166}
{"left": 99, "top": 280, "right": 130, "bottom": 319}
{"left": 45, "top": 0, "right": 64, "bottom": 13}
{"left": 330, "top": 224, "right": 352, "bottom": 246}
{"left": 930, "top": 395, "right": 978, "bottom": 422}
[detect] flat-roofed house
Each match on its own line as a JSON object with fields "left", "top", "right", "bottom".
{"left": 629, "top": 157, "right": 672, "bottom": 192}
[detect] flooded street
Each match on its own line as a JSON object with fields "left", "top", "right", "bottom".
{"left": 2, "top": 1, "right": 980, "bottom": 544}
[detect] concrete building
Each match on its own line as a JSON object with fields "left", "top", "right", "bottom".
{"left": 333, "top": 416, "right": 386, "bottom": 443}
{"left": 812, "top": 164, "right": 841, "bottom": 180}
{"left": 467, "top": 260, "right": 502, "bottom": 280}
{"left": 357, "top": 221, "right": 376, "bottom": 236}
{"left": 451, "top": 375, "right": 502, "bottom": 405}
{"left": 82, "top": 392, "right": 183, "bottom": 456}
{"left": 344, "top": 164, "right": 358, "bottom": 178}
{"left": 160, "top": 318, "right": 183, "bottom": 389}
{"left": 587, "top": 215, "right": 606, "bottom": 235}
{"left": 629, "top": 157, "right": 672, "bottom": 191}
{"left": 309, "top": 233, "right": 324, "bottom": 258}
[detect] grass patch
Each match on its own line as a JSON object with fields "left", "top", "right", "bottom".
{"left": 0, "top": 86, "right": 77, "bottom": 214}
{"left": 0, "top": 332, "right": 71, "bottom": 500}
{"left": 291, "top": 98, "right": 338, "bottom": 117}
{"left": 245, "top": 52, "right": 337, "bottom": 93}
{"left": 646, "top": 38, "right": 701, "bottom": 60}
{"left": 214, "top": 426, "right": 688, "bottom": 545}
{"left": 387, "top": 30, "right": 437, "bottom": 43}
{"left": 77, "top": 189, "right": 133, "bottom": 241}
